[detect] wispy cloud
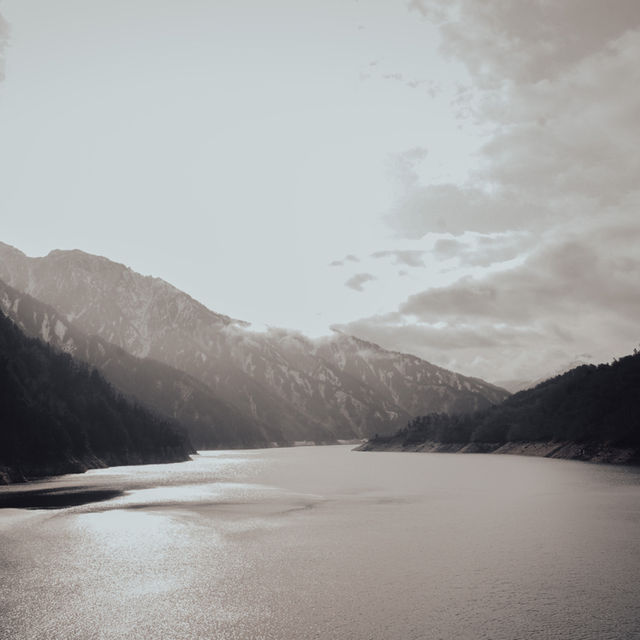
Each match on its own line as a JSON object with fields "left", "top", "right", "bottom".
{"left": 329, "top": 254, "right": 360, "bottom": 267}
{"left": 433, "top": 233, "right": 532, "bottom": 268}
{"left": 345, "top": 273, "right": 377, "bottom": 292}
{"left": 371, "top": 249, "right": 426, "bottom": 268}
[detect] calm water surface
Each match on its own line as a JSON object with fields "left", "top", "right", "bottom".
{"left": 1, "top": 446, "right": 640, "bottom": 639}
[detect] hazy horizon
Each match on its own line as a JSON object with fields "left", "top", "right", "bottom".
{"left": 1, "top": 1, "right": 638, "bottom": 383}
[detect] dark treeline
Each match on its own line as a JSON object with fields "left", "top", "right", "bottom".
{"left": 373, "top": 352, "right": 640, "bottom": 451}
{"left": 0, "top": 278, "right": 281, "bottom": 449}
{"left": 0, "top": 312, "right": 192, "bottom": 483}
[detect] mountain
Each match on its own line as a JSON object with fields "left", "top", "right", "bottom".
{"left": 0, "top": 243, "right": 509, "bottom": 441}
{"left": 360, "top": 353, "right": 640, "bottom": 464}
{"left": 315, "top": 332, "right": 508, "bottom": 415}
{"left": 0, "top": 279, "right": 279, "bottom": 448}
{"left": 0, "top": 311, "right": 192, "bottom": 484}
{"left": 490, "top": 378, "right": 534, "bottom": 394}
{"left": 494, "top": 357, "right": 595, "bottom": 393}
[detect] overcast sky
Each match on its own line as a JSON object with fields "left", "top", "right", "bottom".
{"left": 1, "top": 1, "right": 639, "bottom": 384}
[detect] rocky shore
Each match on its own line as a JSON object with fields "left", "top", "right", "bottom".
{"left": 355, "top": 439, "right": 640, "bottom": 465}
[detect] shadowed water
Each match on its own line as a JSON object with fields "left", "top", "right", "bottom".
{"left": 1, "top": 446, "right": 640, "bottom": 639}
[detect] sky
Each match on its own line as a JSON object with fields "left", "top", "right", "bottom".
{"left": 0, "top": 0, "right": 639, "bottom": 384}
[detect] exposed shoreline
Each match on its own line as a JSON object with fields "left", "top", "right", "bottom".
{"left": 0, "top": 447, "right": 192, "bottom": 485}
{"left": 355, "top": 439, "right": 640, "bottom": 465}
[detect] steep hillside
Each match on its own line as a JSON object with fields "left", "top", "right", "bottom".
{"left": 0, "top": 279, "right": 280, "bottom": 448}
{"left": 0, "top": 312, "right": 192, "bottom": 484}
{"left": 361, "top": 353, "right": 640, "bottom": 464}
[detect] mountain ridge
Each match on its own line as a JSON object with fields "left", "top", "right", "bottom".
{"left": 0, "top": 278, "right": 282, "bottom": 448}
{"left": 0, "top": 242, "right": 509, "bottom": 442}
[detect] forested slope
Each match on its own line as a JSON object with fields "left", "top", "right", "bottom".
{"left": 361, "top": 353, "right": 640, "bottom": 464}
{"left": 0, "top": 312, "right": 192, "bottom": 483}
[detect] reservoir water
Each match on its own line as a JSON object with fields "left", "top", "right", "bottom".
{"left": 1, "top": 446, "right": 640, "bottom": 639}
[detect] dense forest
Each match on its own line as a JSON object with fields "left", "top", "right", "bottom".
{"left": 0, "top": 312, "right": 192, "bottom": 483}
{"left": 364, "top": 352, "right": 640, "bottom": 461}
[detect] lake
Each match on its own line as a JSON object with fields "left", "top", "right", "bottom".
{"left": 1, "top": 446, "right": 640, "bottom": 639}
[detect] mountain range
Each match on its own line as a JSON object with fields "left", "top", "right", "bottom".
{"left": 0, "top": 241, "right": 509, "bottom": 450}
{"left": 0, "top": 278, "right": 270, "bottom": 448}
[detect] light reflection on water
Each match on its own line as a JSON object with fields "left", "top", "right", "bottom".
{"left": 1, "top": 446, "right": 640, "bottom": 639}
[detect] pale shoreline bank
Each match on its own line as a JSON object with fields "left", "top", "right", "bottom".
{"left": 355, "top": 439, "right": 640, "bottom": 465}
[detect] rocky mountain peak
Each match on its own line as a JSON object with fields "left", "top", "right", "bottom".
{"left": 1, "top": 242, "right": 510, "bottom": 442}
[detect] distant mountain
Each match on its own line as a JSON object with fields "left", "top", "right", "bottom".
{"left": 0, "top": 311, "right": 192, "bottom": 484}
{"left": 490, "top": 378, "right": 534, "bottom": 394}
{"left": 0, "top": 243, "right": 509, "bottom": 441}
{"left": 494, "top": 357, "right": 595, "bottom": 393}
{"left": 0, "top": 279, "right": 279, "bottom": 448}
{"left": 361, "top": 353, "right": 640, "bottom": 464}
{"left": 316, "top": 332, "right": 508, "bottom": 416}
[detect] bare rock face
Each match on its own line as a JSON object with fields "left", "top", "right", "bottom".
{"left": 0, "top": 242, "right": 509, "bottom": 442}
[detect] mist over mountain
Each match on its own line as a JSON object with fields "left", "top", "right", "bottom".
{"left": 0, "top": 311, "right": 192, "bottom": 484}
{"left": 494, "top": 357, "right": 596, "bottom": 393}
{"left": 0, "top": 242, "right": 509, "bottom": 443}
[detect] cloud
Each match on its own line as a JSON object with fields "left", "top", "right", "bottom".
{"left": 366, "top": 59, "right": 434, "bottom": 91}
{"left": 387, "top": 184, "right": 540, "bottom": 237}
{"left": 371, "top": 249, "right": 426, "bottom": 267}
{"left": 337, "top": 315, "right": 541, "bottom": 353}
{"left": 381, "top": 73, "right": 429, "bottom": 91}
{"left": 472, "top": 34, "right": 640, "bottom": 219}
{"left": 352, "top": 1, "right": 640, "bottom": 381}
{"left": 388, "top": 146, "right": 429, "bottom": 193}
{"left": 433, "top": 232, "right": 532, "bottom": 267}
{"left": 411, "top": 0, "right": 640, "bottom": 86}
{"left": 345, "top": 273, "right": 377, "bottom": 292}
{"left": 432, "top": 237, "right": 465, "bottom": 259}
{"left": 388, "top": 2, "right": 640, "bottom": 239}
{"left": 329, "top": 254, "right": 360, "bottom": 267}
{"left": 402, "top": 239, "right": 640, "bottom": 323}
{"left": 339, "top": 228, "right": 640, "bottom": 381}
